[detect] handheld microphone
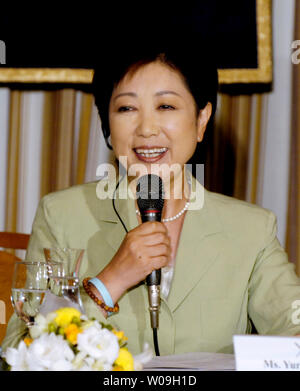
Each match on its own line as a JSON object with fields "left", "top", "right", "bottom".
{"left": 136, "top": 174, "right": 164, "bottom": 330}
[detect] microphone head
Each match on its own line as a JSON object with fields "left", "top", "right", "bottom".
{"left": 136, "top": 174, "right": 164, "bottom": 213}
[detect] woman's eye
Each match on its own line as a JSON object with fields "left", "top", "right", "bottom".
{"left": 117, "top": 106, "right": 133, "bottom": 112}
{"left": 159, "top": 104, "right": 175, "bottom": 110}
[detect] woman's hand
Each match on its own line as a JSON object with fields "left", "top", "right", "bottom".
{"left": 95, "top": 221, "right": 171, "bottom": 304}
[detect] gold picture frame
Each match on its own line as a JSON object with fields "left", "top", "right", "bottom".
{"left": 219, "top": 0, "right": 272, "bottom": 84}
{"left": 0, "top": 0, "right": 272, "bottom": 85}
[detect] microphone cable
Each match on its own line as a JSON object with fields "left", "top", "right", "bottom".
{"left": 111, "top": 175, "right": 160, "bottom": 356}
{"left": 112, "top": 173, "right": 128, "bottom": 235}
{"left": 153, "top": 328, "right": 160, "bottom": 356}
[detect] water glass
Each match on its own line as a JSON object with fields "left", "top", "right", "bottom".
{"left": 43, "top": 248, "right": 85, "bottom": 313}
{"left": 11, "top": 261, "right": 48, "bottom": 327}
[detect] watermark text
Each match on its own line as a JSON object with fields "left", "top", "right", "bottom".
{"left": 0, "top": 40, "right": 6, "bottom": 64}
{"left": 0, "top": 300, "right": 5, "bottom": 324}
{"left": 95, "top": 157, "right": 205, "bottom": 210}
{"left": 292, "top": 40, "right": 300, "bottom": 65}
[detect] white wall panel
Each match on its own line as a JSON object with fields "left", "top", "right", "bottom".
{"left": 258, "top": 0, "right": 295, "bottom": 247}
{"left": 85, "top": 103, "right": 114, "bottom": 183}
{"left": 17, "top": 92, "right": 44, "bottom": 234}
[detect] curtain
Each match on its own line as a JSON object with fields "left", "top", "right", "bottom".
{"left": 1, "top": 88, "right": 114, "bottom": 235}
{"left": 206, "top": 94, "right": 265, "bottom": 204}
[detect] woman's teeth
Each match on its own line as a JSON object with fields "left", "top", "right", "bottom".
{"left": 135, "top": 147, "right": 167, "bottom": 157}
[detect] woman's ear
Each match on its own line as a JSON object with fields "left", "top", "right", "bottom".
{"left": 196, "top": 102, "right": 212, "bottom": 142}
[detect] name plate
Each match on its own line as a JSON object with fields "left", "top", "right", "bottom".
{"left": 233, "top": 335, "right": 300, "bottom": 371}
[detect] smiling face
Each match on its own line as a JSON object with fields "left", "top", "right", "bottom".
{"left": 109, "top": 61, "right": 212, "bottom": 183}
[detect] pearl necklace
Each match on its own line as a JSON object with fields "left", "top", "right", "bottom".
{"left": 136, "top": 200, "right": 190, "bottom": 222}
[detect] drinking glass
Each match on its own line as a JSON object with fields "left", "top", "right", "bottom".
{"left": 43, "top": 248, "right": 85, "bottom": 313}
{"left": 11, "top": 261, "right": 48, "bottom": 327}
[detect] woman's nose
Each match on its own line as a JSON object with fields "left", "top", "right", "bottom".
{"left": 136, "top": 113, "right": 160, "bottom": 137}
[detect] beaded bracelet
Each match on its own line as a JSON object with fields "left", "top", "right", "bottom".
{"left": 83, "top": 277, "right": 119, "bottom": 314}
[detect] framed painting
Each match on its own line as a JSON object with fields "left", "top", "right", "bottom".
{"left": 0, "top": 0, "right": 272, "bottom": 86}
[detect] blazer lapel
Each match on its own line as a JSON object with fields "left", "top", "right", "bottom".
{"left": 167, "top": 179, "right": 224, "bottom": 312}
{"left": 95, "top": 177, "right": 138, "bottom": 253}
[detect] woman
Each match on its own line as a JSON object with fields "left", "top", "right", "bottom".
{"left": 2, "top": 43, "right": 300, "bottom": 356}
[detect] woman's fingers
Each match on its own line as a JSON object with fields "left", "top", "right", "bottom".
{"left": 142, "top": 243, "right": 170, "bottom": 258}
{"left": 141, "top": 232, "right": 170, "bottom": 247}
{"left": 150, "top": 255, "right": 170, "bottom": 270}
{"left": 135, "top": 221, "right": 168, "bottom": 236}
{"left": 142, "top": 256, "right": 170, "bottom": 275}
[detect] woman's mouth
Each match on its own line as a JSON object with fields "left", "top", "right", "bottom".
{"left": 133, "top": 147, "right": 168, "bottom": 162}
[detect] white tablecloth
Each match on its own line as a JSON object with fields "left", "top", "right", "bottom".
{"left": 144, "top": 352, "right": 235, "bottom": 371}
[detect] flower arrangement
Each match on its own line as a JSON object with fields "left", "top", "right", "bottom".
{"left": 2, "top": 307, "right": 152, "bottom": 371}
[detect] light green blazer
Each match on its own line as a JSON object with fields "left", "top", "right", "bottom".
{"left": 2, "top": 175, "right": 300, "bottom": 355}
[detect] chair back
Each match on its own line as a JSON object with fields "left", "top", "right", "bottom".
{"left": 0, "top": 232, "right": 30, "bottom": 250}
{"left": 0, "top": 232, "right": 30, "bottom": 345}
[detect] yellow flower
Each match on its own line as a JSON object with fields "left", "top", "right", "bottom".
{"left": 64, "top": 324, "right": 82, "bottom": 344}
{"left": 113, "top": 365, "right": 124, "bottom": 371}
{"left": 114, "top": 348, "right": 134, "bottom": 371}
{"left": 55, "top": 307, "right": 81, "bottom": 328}
{"left": 113, "top": 330, "right": 128, "bottom": 342}
{"left": 23, "top": 337, "right": 33, "bottom": 346}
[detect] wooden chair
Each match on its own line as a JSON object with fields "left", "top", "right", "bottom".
{"left": 0, "top": 232, "right": 30, "bottom": 345}
{"left": 0, "top": 232, "right": 30, "bottom": 251}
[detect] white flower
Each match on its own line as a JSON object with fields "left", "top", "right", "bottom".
{"left": 78, "top": 363, "right": 93, "bottom": 371}
{"left": 29, "top": 314, "right": 47, "bottom": 339}
{"left": 72, "top": 351, "right": 93, "bottom": 371}
{"left": 27, "top": 333, "right": 74, "bottom": 371}
{"left": 77, "top": 322, "right": 119, "bottom": 366}
{"left": 133, "top": 343, "right": 153, "bottom": 371}
{"left": 29, "top": 312, "right": 56, "bottom": 339}
{"left": 92, "top": 359, "right": 112, "bottom": 371}
{"left": 4, "top": 341, "right": 30, "bottom": 371}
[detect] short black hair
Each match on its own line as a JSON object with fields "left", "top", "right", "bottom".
{"left": 92, "top": 39, "right": 218, "bottom": 149}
